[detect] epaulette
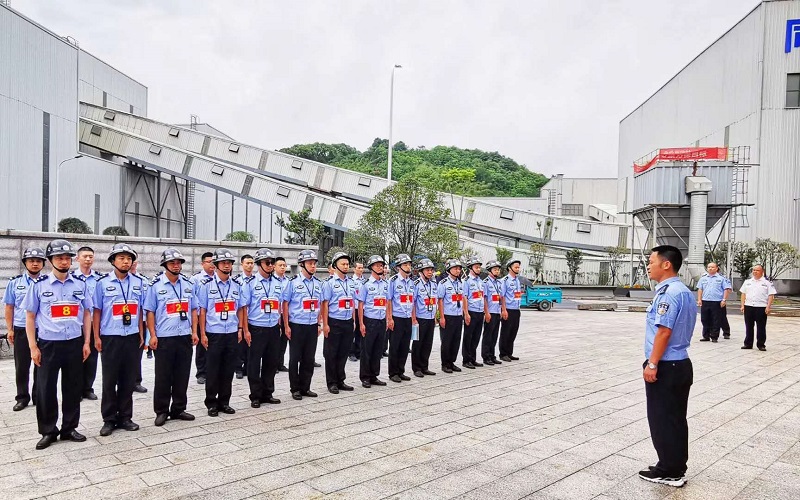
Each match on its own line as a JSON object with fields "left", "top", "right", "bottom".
{"left": 200, "top": 275, "right": 214, "bottom": 285}
{"left": 483, "top": 277, "right": 490, "bottom": 282}
{"left": 413, "top": 278, "right": 420, "bottom": 285}
{"left": 149, "top": 274, "right": 162, "bottom": 287}
{"left": 33, "top": 275, "right": 48, "bottom": 283}
{"left": 232, "top": 276, "right": 244, "bottom": 286}
{"left": 72, "top": 272, "right": 88, "bottom": 282}
{"left": 390, "top": 275, "right": 398, "bottom": 282}
{"left": 244, "top": 275, "right": 256, "bottom": 283}
{"left": 324, "top": 276, "right": 333, "bottom": 282}
{"left": 97, "top": 272, "right": 110, "bottom": 280}
{"left": 9, "top": 274, "right": 22, "bottom": 281}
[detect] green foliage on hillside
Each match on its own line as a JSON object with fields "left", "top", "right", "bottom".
{"left": 279, "top": 138, "right": 548, "bottom": 197}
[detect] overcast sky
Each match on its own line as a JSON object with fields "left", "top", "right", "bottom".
{"left": 18, "top": 0, "right": 757, "bottom": 178}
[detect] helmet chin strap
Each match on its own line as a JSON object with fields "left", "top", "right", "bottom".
{"left": 335, "top": 261, "right": 348, "bottom": 275}
{"left": 258, "top": 261, "right": 273, "bottom": 277}
{"left": 165, "top": 266, "right": 180, "bottom": 276}
{"left": 111, "top": 264, "right": 130, "bottom": 276}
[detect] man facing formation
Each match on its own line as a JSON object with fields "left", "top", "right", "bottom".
{"left": 499, "top": 259, "right": 522, "bottom": 362}
{"left": 358, "top": 255, "right": 388, "bottom": 388}
{"left": 462, "top": 258, "right": 485, "bottom": 369}
{"left": 438, "top": 259, "right": 464, "bottom": 374}
{"left": 696, "top": 263, "right": 732, "bottom": 343}
{"left": 321, "top": 252, "right": 357, "bottom": 394}
{"left": 739, "top": 265, "right": 776, "bottom": 352}
{"left": 386, "top": 253, "right": 414, "bottom": 383}
{"left": 411, "top": 258, "right": 437, "bottom": 378}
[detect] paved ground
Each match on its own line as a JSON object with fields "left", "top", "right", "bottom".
{"left": 1, "top": 309, "right": 799, "bottom": 500}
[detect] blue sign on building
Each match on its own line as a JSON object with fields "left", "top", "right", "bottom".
{"left": 786, "top": 19, "right": 800, "bottom": 53}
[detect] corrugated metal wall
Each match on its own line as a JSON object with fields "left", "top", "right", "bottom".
{"left": 79, "top": 50, "right": 148, "bottom": 116}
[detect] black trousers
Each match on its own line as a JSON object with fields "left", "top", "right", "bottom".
{"left": 204, "top": 332, "right": 238, "bottom": 409}
{"left": 743, "top": 306, "right": 768, "bottom": 348}
{"left": 440, "top": 314, "right": 463, "bottom": 367}
{"left": 237, "top": 339, "right": 249, "bottom": 375}
{"left": 82, "top": 327, "right": 98, "bottom": 395}
{"left": 499, "top": 309, "right": 521, "bottom": 357}
{"left": 324, "top": 318, "right": 355, "bottom": 387}
{"left": 360, "top": 317, "right": 386, "bottom": 381}
{"left": 700, "top": 301, "right": 724, "bottom": 340}
{"left": 195, "top": 342, "right": 207, "bottom": 379}
{"left": 645, "top": 358, "right": 693, "bottom": 477}
{"left": 278, "top": 320, "right": 289, "bottom": 368}
{"left": 720, "top": 306, "right": 730, "bottom": 335}
{"left": 411, "top": 318, "right": 435, "bottom": 372}
{"left": 388, "top": 316, "right": 412, "bottom": 377}
{"left": 462, "top": 311, "right": 484, "bottom": 364}
{"left": 136, "top": 342, "right": 144, "bottom": 385}
{"left": 288, "top": 322, "right": 318, "bottom": 393}
{"left": 153, "top": 335, "right": 193, "bottom": 415}
{"left": 36, "top": 336, "right": 83, "bottom": 436}
{"left": 349, "top": 315, "right": 362, "bottom": 358}
{"left": 481, "top": 313, "right": 501, "bottom": 361}
{"left": 100, "top": 334, "right": 140, "bottom": 424}
{"left": 13, "top": 327, "right": 38, "bottom": 404}
{"left": 247, "top": 324, "right": 281, "bottom": 401}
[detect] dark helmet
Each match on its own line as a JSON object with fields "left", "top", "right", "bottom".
{"left": 298, "top": 249, "right": 318, "bottom": 264}
{"left": 108, "top": 243, "right": 138, "bottom": 263}
{"left": 484, "top": 260, "right": 501, "bottom": 271}
{"left": 212, "top": 248, "right": 236, "bottom": 264}
{"left": 366, "top": 254, "right": 386, "bottom": 269}
{"left": 254, "top": 248, "right": 276, "bottom": 264}
{"left": 160, "top": 248, "right": 186, "bottom": 266}
{"left": 331, "top": 251, "right": 350, "bottom": 266}
{"left": 445, "top": 258, "right": 463, "bottom": 272}
{"left": 394, "top": 253, "right": 412, "bottom": 267}
{"left": 46, "top": 239, "right": 76, "bottom": 258}
{"left": 507, "top": 259, "right": 521, "bottom": 270}
{"left": 416, "top": 258, "right": 435, "bottom": 271}
{"left": 22, "top": 247, "right": 46, "bottom": 263}
{"left": 465, "top": 257, "right": 482, "bottom": 268}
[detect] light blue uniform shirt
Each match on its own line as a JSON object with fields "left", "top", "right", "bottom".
{"left": 501, "top": 275, "right": 522, "bottom": 310}
{"left": 191, "top": 270, "right": 215, "bottom": 297}
{"left": 93, "top": 273, "right": 146, "bottom": 336}
{"left": 386, "top": 274, "right": 414, "bottom": 319}
{"left": 281, "top": 274, "right": 322, "bottom": 325}
{"left": 645, "top": 276, "right": 697, "bottom": 361}
{"left": 322, "top": 275, "right": 357, "bottom": 321}
{"left": 358, "top": 276, "right": 388, "bottom": 320}
{"left": 464, "top": 274, "right": 485, "bottom": 313}
{"left": 143, "top": 273, "right": 196, "bottom": 337}
{"left": 4, "top": 273, "right": 37, "bottom": 327}
{"left": 437, "top": 276, "right": 464, "bottom": 316}
{"left": 23, "top": 273, "right": 93, "bottom": 341}
{"left": 196, "top": 275, "right": 244, "bottom": 334}
{"left": 413, "top": 277, "right": 437, "bottom": 320}
{"left": 483, "top": 276, "right": 503, "bottom": 315}
{"left": 72, "top": 269, "right": 102, "bottom": 301}
{"left": 697, "top": 273, "right": 732, "bottom": 302}
{"left": 241, "top": 274, "right": 283, "bottom": 327}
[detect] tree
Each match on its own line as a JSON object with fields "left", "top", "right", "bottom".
{"left": 275, "top": 208, "right": 326, "bottom": 245}
{"left": 704, "top": 242, "right": 728, "bottom": 273}
{"left": 732, "top": 242, "right": 757, "bottom": 281}
{"left": 325, "top": 246, "right": 347, "bottom": 265}
{"left": 224, "top": 231, "right": 255, "bottom": 243}
{"left": 605, "top": 246, "right": 626, "bottom": 286}
{"left": 418, "top": 225, "right": 460, "bottom": 272}
{"left": 495, "top": 247, "right": 513, "bottom": 276}
{"left": 565, "top": 248, "right": 583, "bottom": 285}
{"left": 102, "top": 226, "right": 129, "bottom": 236}
{"left": 342, "top": 227, "right": 384, "bottom": 264}
{"left": 753, "top": 238, "right": 799, "bottom": 281}
{"left": 58, "top": 217, "right": 92, "bottom": 234}
{"left": 529, "top": 243, "right": 546, "bottom": 282}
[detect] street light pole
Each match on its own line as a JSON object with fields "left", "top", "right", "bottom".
{"left": 387, "top": 64, "right": 402, "bottom": 183}
{"left": 54, "top": 154, "right": 84, "bottom": 231}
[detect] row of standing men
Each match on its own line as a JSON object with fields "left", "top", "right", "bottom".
{"left": 6, "top": 240, "right": 526, "bottom": 450}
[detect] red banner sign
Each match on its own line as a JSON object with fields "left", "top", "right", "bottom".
{"left": 633, "top": 147, "right": 727, "bottom": 174}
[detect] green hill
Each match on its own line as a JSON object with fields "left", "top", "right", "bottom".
{"left": 278, "top": 138, "right": 548, "bottom": 197}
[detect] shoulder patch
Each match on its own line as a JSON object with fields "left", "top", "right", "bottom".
{"left": 72, "top": 272, "right": 88, "bottom": 282}
{"left": 149, "top": 275, "right": 161, "bottom": 286}
{"left": 97, "top": 272, "right": 110, "bottom": 280}
{"left": 232, "top": 276, "right": 243, "bottom": 286}
{"left": 413, "top": 278, "right": 420, "bottom": 285}
{"left": 656, "top": 302, "right": 670, "bottom": 315}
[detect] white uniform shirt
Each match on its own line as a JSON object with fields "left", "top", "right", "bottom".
{"left": 739, "top": 277, "right": 777, "bottom": 307}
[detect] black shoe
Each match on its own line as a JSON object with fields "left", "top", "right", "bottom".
{"left": 197, "top": 376, "right": 206, "bottom": 385}
{"left": 699, "top": 338, "right": 711, "bottom": 342}
{"left": 251, "top": 401, "right": 261, "bottom": 408}
{"left": 463, "top": 362, "right": 476, "bottom": 369}
{"left": 337, "top": 383, "right": 354, "bottom": 391}
{"left": 382, "top": 351, "right": 388, "bottom": 358}
{"left": 723, "top": 335, "right": 731, "bottom": 339}
{"left": 13, "top": 401, "right": 27, "bottom": 411}
{"left": 146, "top": 350, "right": 153, "bottom": 359}
{"left": 390, "top": 375, "right": 402, "bottom": 383}
{"left": 638, "top": 469, "right": 686, "bottom": 487}
{"left": 278, "top": 365, "right": 289, "bottom": 372}
{"left": 509, "top": 356, "right": 519, "bottom": 361}
{"left": 741, "top": 346, "right": 753, "bottom": 349}
{"left": 208, "top": 408, "right": 219, "bottom": 417}
{"left": 414, "top": 371, "right": 424, "bottom": 378}
{"left": 292, "top": 391, "right": 302, "bottom": 400}
{"left": 442, "top": 366, "right": 453, "bottom": 374}
{"left": 361, "top": 380, "right": 371, "bottom": 388}
{"left": 399, "top": 374, "right": 411, "bottom": 381}
{"left": 313, "top": 362, "right": 321, "bottom": 368}
{"left": 301, "top": 390, "right": 318, "bottom": 397}
{"left": 451, "top": 365, "right": 462, "bottom": 372}
{"left": 348, "top": 355, "right": 358, "bottom": 362}
{"left": 219, "top": 405, "right": 236, "bottom": 414}
{"left": 328, "top": 385, "right": 340, "bottom": 394}
{"left": 758, "top": 346, "right": 767, "bottom": 351}
{"left": 154, "top": 413, "right": 168, "bottom": 426}
{"left": 484, "top": 359, "right": 495, "bottom": 366}
{"left": 170, "top": 411, "right": 195, "bottom": 421}
{"left": 117, "top": 420, "right": 140, "bottom": 431}
{"left": 473, "top": 362, "right": 484, "bottom": 367}
{"left": 370, "top": 378, "right": 387, "bottom": 386}
{"left": 422, "top": 369, "right": 436, "bottom": 376}
{"left": 36, "top": 434, "right": 57, "bottom": 450}
{"left": 83, "top": 392, "right": 98, "bottom": 401}
{"left": 492, "top": 358, "right": 502, "bottom": 364}
{"left": 99, "top": 422, "right": 115, "bottom": 436}
{"left": 499, "top": 356, "right": 512, "bottom": 362}
{"left": 263, "top": 397, "right": 281, "bottom": 404}
{"left": 133, "top": 384, "right": 148, "bottom": 393}
{"left": 60, "top": 430, "right": 86, "bottom": 442}
{"left": 711, "top": 338, "right": 718, "bottom": 343}
{"left": 235, "top": 372, "right": 244, "bottom": 379}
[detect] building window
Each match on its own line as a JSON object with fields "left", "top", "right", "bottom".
{"left": 577, "top": 223, "right": 591, "bottom": 233}
{"left": 358, "top": 177, "right": 371, "bottom": 187}
{"left": 787, "top": 73, "right": 800, "bottom": 107}
{"left": 210, "top": 165, "right": 224, "bottom": 176}
{"left": 500, "top": 209, "right": 515, "bottom": 220}
{"left": 149, "top": 145, "right": 162, "bottom": 155}
{"left": 168, "top": 127, "right": 180, "bottom": 137}
{"left": 562, "top": 204, "right": 583, "bottom": 216}
{"left": 228, "top": 143, "right": 240, "bottom": 153}
{"left": 277, "top": 186, "right": 290, "bottom": 198}
{"left": 291, "top": 159, "right": 303, "bottom": 170}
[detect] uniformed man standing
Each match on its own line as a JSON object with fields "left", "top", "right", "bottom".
{"left": 638, "top": 245, "right": 696, "bottom": 487}
{"left": 481, "top": 260, "right": 504, "bottom": 365}
{"left": 191, "top": 252, "right": 216, "bottom": 385}
{"left": 499, "top": 259, "right": 522, "bottom": 362}
{"left": 697, "top": 263, "right": 732, "bottom": 343}
{"left": 321, "top": 251, "right": 357, "bottom": 394}
{"left": 93, "top": 244, "right": 146, "bottom": 436}
{"left": 144, "top": 249, "right": 198, "bottom": 426}
{"left": 241, "top": 248, "right": 283, "bottom": 407}
{"left": 411, "top": 258, "right": 437, "bottom": 378}
{"left": 235, "top": 254, "right": 255, "bottom": 379}
{"left": 23, "top": 240, "right": 92, "bottom": 450}
{"left": 739, "top": 265, "right": 776, "bottom": 351}
{"left": 5, "top": 247, "right": 45, "bottom": 411}
{"left": 462, "top": 258, "right": 485, "bottom": 369}
{"left": 197, "top": 249, "right": 245, "bottom": 416}
{"left": 282, "top": 250, "right": 322, "bottom": 400}
{"left": 437, "top": 259, "right": 464, "bottom": 374}
{"left": 274, "top": 256, "right": 290, "bottom": 373}
{"left": 348, "top": 261, "right": 365, "bottom": 362}
{"left": 130, "top": 260, "right": 149, "bottom": 394}
{"left": 358, "top": 255, "right": 388, "bottom": 387}
{"left": 386, "top": 253, "right": 414, "bottom": 383}
{"left": 72, "top": 246, "right": 102, "bottom": 401}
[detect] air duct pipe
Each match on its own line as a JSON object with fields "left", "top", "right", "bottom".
{"left": 685, "top": 176, "right": 712, "bottom": 280}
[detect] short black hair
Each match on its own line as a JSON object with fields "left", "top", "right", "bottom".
{"left": 275, "top": 256, "right": 286, "bottom": 263}
{"left": 652, "top": 245, "right": 683, "bottom": 272}
{"left": 201, "top": 252, "right": 214, "bottom": 260}
{"left": 77, "top": 246, "right": 94, "bottom": 254}
{"left": 241, "top": 254, "right": 253, "bottom": 263}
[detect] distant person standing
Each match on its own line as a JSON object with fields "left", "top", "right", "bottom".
{"left": 235, "top": 254, "right": 256, "bottom": 379}
{"left": 437, "top": 259, "right": 464, "bottom": 374}
{"left": 348, "top": 262, "right": 365, "bottom": 362}
{"left": 411, "top": 259, "right": 437, "bottom": 377}
{"left": 696, "top": 263, "right": 732, "bottom": 343}
{"left": 72, "top": 246, "right": 102, "bottom": 401}
{"left": 274, "top": 257, "right": 290, "bottom": 372}
{"left": 481, "top": 260, "right": 504, "bottom": 365}
{"left": 739, "top": 265, "right": 776, "bottom": 352}
{"left": 191, "top": 252, "right": 216, "bottom": 385}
